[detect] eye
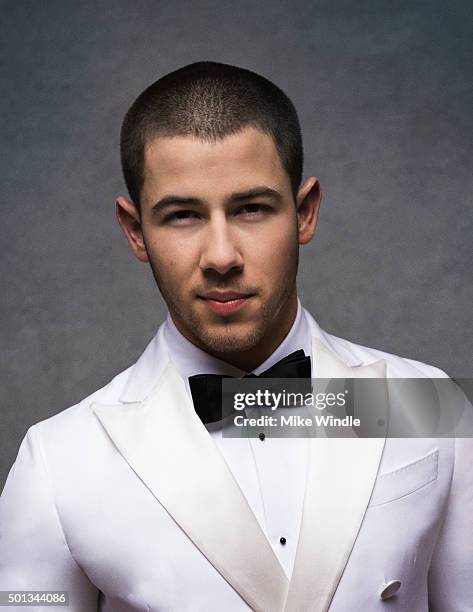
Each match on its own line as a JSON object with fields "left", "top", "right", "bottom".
{"left": 237, "top": 204, "right": 271, "bottom": 216}
{"left": 164, "top": 210, "right": 200, "bottom": 224}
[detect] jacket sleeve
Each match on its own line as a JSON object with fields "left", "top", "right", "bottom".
{"left": 0, "top": 426, "right": 99, "bottom": 611}
{"left": 428, "top": 434, "right": 473, "bottom": 611}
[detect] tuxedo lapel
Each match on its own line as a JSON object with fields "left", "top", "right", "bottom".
{"left": 92, "top": 320, "right": 387, "bottom": 612}
{"left": 93, "top": 360, "right": 288, "bottom": 612}
{"left": 284, "top": 338, "right": 388, "bottom": 612}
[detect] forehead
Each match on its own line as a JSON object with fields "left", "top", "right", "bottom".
{"left": 141, "top": 127, "right": 290, "bottom": 204}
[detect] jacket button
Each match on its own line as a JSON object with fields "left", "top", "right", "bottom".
{"left": 258, "top": 432, "right": 266, "bottom": 441}
{"left": 379, "top": 580, "right": 401, "bottom": 600}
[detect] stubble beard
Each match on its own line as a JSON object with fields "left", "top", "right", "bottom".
{"left": 146, "top": 246, "right": 299, "bottom": 356}
{"left": 181, "top": 296, "right": 285, "bottom": 354}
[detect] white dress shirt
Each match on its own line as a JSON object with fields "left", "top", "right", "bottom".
{"left": 162, "top": 297, "right": 312, "bottom": 578}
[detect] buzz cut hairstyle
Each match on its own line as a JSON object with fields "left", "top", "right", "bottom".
{"left": 120, "top": 61, "right": 304, "bottom": 209}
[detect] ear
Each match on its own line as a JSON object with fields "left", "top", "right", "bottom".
{"left": 116, "top": 196, "right": 149, "bottom": 263}
{"left": 296, "top": 177, "right": 322, "bottom": 245}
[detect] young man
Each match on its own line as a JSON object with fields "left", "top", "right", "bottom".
{"left": 1, "top": 62, "right": 471, "bottom": 611}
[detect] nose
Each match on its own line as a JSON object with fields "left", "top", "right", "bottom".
{"left": 199, "top": 214, "right": 243, "bottom": 275}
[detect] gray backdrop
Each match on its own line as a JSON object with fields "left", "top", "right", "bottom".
{"left": 1, "top": 0, "right": 472, "bottom": 487}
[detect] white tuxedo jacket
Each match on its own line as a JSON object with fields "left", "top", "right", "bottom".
{"left": 1, "top": 312, "right": 472, "bottom": 611}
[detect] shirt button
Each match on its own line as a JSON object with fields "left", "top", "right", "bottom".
{"left": 258, "top": 432, "right": 266, "bottom": 441}
{"left": 379, "top": 580, "right": 401, "bottom": 600}
{"left": 279, "top": 537, "right": 286, "bottom": 545}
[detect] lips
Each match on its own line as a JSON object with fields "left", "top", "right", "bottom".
{"left": 198, "top": 291, "right": 255, "bottom": 315}
{"left": 199, "top": 291, "right": 252, "bottom": 302}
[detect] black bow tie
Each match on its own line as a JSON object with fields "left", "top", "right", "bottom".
{"left": 188, "top": 349, "right": 312, "bottom": 424}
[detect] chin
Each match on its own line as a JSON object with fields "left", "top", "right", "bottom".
{"left": 196, "top": 322, "right": 264, "bottom": 354}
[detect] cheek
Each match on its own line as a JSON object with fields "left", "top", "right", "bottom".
{"left": 146, "top": 237, "right": 195, "bottom": 281}
{"left": 247, "top": 222, "right": 298, "bottom": 272}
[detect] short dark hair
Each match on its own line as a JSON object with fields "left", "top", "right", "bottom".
{"left": 120, "top": 61, "right": 303, "bottom": 208}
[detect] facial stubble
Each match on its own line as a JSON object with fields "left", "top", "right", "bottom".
{"left": 145, "top": 229, "right": 300, "bottom": 356}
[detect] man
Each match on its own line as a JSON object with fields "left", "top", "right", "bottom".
{"left": 0, "top": 62, "right": 471, "bottom": 611}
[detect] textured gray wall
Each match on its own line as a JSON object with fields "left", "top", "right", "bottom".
{"left": 1, "top": 1, "right": 472, "bottom": 486}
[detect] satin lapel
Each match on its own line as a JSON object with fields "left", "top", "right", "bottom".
{"left": 284, "top": 338, "right": 387, "bottom": 612}
{"left": 93, "top": 361, "right": 288, "bottom": 612}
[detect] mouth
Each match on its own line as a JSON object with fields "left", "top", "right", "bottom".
{"left": 197, "top": 291, "right": 255, "bottom": 315}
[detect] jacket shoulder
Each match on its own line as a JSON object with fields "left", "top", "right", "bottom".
{"left": 30, "top": 363, "right": 135, "bottom": 440}
{"left": 325, "top": 331, "right": 449, "bottom": 379}
{"left": 23, "top": 327, "right": 167, "bottom": 446}
{"left": 303, "top": 306, "right": 449, "bottom": 379}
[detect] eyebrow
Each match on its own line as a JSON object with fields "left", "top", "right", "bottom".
{"left": 150, "top": 186, "right": 283, "bottom": 214}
